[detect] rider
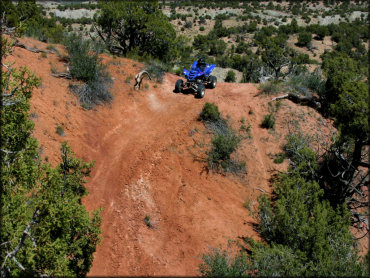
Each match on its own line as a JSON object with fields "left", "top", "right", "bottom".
{"left": 197, "top": 57, "right": 207, "bottom": 72}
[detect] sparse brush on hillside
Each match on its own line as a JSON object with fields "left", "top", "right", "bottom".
{"left": 225, "top": 70, "right": 236, "bottom": 83}
{"left": 64, "top": 34, "right": 113, "bottom": 109}
{"left": 286, "top": 68, "right": 326, "bottom": 96}
{"left": 198, "top": 102, "right": 220, "bottom": 122}
{"left": 145, "top": 61, "right": 168, "bottom": 83}
{"left": 259, "top": 80, "right": 285, "bottom": 95}
{"left": 199, "top": 133, "right": 369, "bottom": 277}
{"left": 261, "top": 113, "right": 276, "bottom": 129}
{"left": 198, "top": 103, "right": 246, "bottom": 174}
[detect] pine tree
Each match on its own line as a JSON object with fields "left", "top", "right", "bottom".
{"left": 1, "top": 37, "right": 102, "bottom": 277}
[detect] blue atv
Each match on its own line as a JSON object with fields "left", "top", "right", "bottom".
{"left": 174, "top": 57, "right": 217, "bottom": 98}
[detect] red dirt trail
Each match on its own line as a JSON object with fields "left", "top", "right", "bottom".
{"left": 6, "top": 37, "right": 346, "bottom": 276}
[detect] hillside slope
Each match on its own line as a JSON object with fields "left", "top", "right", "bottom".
{"left": 7, "top": 37, "right": 336, "bottom": 276}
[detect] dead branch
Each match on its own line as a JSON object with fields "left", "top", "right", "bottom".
{"left": 134, "top": 70, "right": 152, "bottom": 90}
{"left": 271, "top": 92, "right": 321, "bottom": 109}
{"left": 51, "top": 72, "right": 72, "bottom": 79}
{"left": 271, "top": 94, "right": 289, "bottom": 101}
{"left": 15, "top": 41, "right": 54, "bottom": 54}
{"left": 1, "top": 209, "right": 39, "bottom": 274}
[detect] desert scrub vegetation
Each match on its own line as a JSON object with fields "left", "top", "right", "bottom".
{"left": 198, "top": 102, "right": 220, "bottom": 122}
{"left": 3, "top": 1, "right": 66, "bottom": 43}
{"left": 199, "top": 132, "right": 369, "bottom": 277}
{"left": 64, "top": 34, "right": 113, "bottom": 109}
{"left": 286, "top": 69, "right": 326, "bottom": 97}
{"left": 224, "top": 70, "right": 236, "bottom": 83}
{"left": 55, "top": 124, "right": 65, "bottom": 136}
{"left": 259, "top": 80, "right": 284, "bottom": 95}
{"left": 199, "top": 246, "right": 249, "bottom": 277}
{"left": 198, "top": 103, "right": 246, "bottom": 174}
{"left": 261, "top": 113, "right": 276, "bottom": 129}
{"left": 145, "top": 61, "right": 167, "bottom": 83}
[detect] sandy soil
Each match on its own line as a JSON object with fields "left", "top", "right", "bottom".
{"left": 6, "top": 36, "right": 366, "bottom": 276}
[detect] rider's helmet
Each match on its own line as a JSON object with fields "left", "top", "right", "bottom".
{"left": 197, "top": 57, "right": 206, "bottom": 71}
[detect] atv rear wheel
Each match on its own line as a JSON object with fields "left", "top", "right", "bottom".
{"left": 175, "top": 79, "right": 184, "bottom": 93}
{"left": 196, "top": 84, "right": 205, "bottom": 98}
{"left": 208, "top": 75, "right": 217, "bottom": 89}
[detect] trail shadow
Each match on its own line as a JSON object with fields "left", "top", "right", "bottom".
{"left": 172, "top": 88, "right": 198, "bottom": 98}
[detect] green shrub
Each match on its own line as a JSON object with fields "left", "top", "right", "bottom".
{"left": 65, "top": 34, "right": 113, "bottom": 109}
{"left": 199, "top": 247, "right": 249, "bottom": 277}
{"left": 56, "top": 125, "right": 65, "bottom": 136}
{"left": 261, "top": 113, "right": 275, "bottom": 129}
{"left": 207, "top": 129, "right": 242, "bottom": 172}
{"left": 145, "top": 61, "right": 167, "bottom": 83}
{"left": 184, "top": 20, "right": 192, "bottom": 28}
{"left": 64, "top": 35, "right": 99, "bottom": 82}
{"left": 199, "top": 26, "right": 205, "bottom": 31}
{"left": 198, "top": 102, "right": 220, "bottom": 122}
{"left": 273, "top": 152, "right": 286, "bottom": 164}
{"left": 225, "top": 70, "right": 236, "bottom": 82}
{"left": 286, "top": 68, "right": 325, "bottom": 96}
{"left": 69, "top": 74, "right": 113, "bottom": 110}
{"left": 144, "top": 214, "right": 152, "bottom": 228}
{"left": 297, "top": 32, "right": 312, "bottom": 47}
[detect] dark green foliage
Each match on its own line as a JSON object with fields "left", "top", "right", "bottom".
{"left": 199, "top": 247, "right": 249, "bottom": 277}
{"left": 64, "top": 34, "right": 113, "bottom": 109}
{"left": 184, "top": 20, "right": 192, "bottom": 28}
{"left": 209, "top": 40, "right": 227, "bottom": 56}
{"left": 273, "top": 153, "right": 285, "bottom": 164}
{"left": 199, "top": 103, "right": 245, "bottom": 173}
{"left": 207, "top": 130, "right": 241, "bottom": 170}
{"left": 144, "top": 214, "right": 152, "bottom": 228}
{"left": 293, "top": 53, "right": 310, "bottom": 64}
{"left": 235, "top": 41, "right": 249, "bottom": 54}
{"left": 2, "top": 0, "right": 65, "bottom": 43}
{"left": 56, "top": 125, "right": 65, "bottom": 136}
{"left": 145, "top": 61, "right": 167, "bottom": 83}
{"left": 261, "top": 113, "right": 275, "bottom": 129}
{"left": 245, "top": 137, "right": 368, "bottom": 276}
{"left": 286, "top": 68, "right": 326, "bottom": 96}
{"left": 318, "top": 80, "right": 368, "bottom": 211}
{"left": 310, "top": 24, "right": 328, "bottom": 40}
{"left": 224, "top": 70, "right": 236, "bottom": 83}
{"left": 64, "top": 35, "right": 100, "bottom": 83}
{"left": 199, "top": 102, "right": 220, "bottom": 122}
{"left": 94, "top": 1, "right": 178, "bottom": 62}
{"left": 330, "top": 80, "right": 368, "bottom": 140}
{"left": 283, "top": 132, "right": 317, "bottom": 178}
{"left": 321, "top": 52, "right": 363, "bottom": 116}
{"left": 249, "top": 174, "right": 366, "bottom": 276}
{"left": 200, "top": 144, "right": 368, "bottom": 276}
{"left": 260, "top": 37, "right": 295, "bottom": 80}
{"left": 1, "top": 38, "right": 102, "bottom": 276}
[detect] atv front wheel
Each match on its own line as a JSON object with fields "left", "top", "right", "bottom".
{"left": 196, "top": 84, "right": 205, "bottom": 98}
{"left": 175, "top": 79, "right": 184, "bottom": 93}
{"left": 208, "top": 75, "right": 217, "bottom": 89}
